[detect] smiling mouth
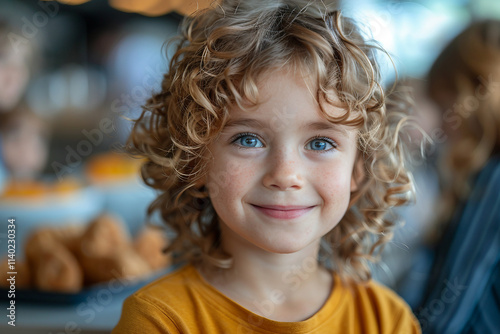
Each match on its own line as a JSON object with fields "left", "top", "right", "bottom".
{"left": 251, "top": 204, "right": 316, "bottom": 219}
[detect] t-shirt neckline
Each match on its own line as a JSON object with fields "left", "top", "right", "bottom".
{"left": 188, "top": 264, "right": 345, "bottom": 333}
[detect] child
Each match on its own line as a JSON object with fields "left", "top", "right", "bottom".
{"left": 113, "top": 1, "right": 421, "bottom": 333}
{"left": 0, "top": 16, "right": 38, "bottom": 189}
{"left": 0, "top": 105, "right": 50, "bottom": 181}
{"left": 414, "top": 20, "right": 500, "bottom": 333}
{"left": 0, "top": 18, "right": 35, "bottom": 113}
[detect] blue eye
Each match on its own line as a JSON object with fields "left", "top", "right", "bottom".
{"left": 306, "top": 138, "right": 336, "bottom": 151}
{"left": 233, "top": 134, "right": 264, "bottom": 148}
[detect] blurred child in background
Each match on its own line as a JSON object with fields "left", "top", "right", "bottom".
{"left": 0, "top": 17, "right": 38, "bottom": 190}
{"left": 414, "top": 20, "right": 500, "bottom": 333}
{"left": 0, "top": 105, "right": 50, "bottom": 182}
{"left": 0, "top": 19, "right": 33, "bottom": 113}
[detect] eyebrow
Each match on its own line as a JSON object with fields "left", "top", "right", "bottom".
{"left": 302, "top": 121, "right": 349, "bottom": 137}
{"left": 224, "top": 118, "right": 265, "bottom": 129}
{"left": 223, "top": 118, "right": 349, "bottom": 138}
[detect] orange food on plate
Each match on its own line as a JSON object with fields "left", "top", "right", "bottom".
{"left": 85, "top": 152, "right": 143, "bottom": 183}
{"left": 1, "top": 178, "right": 82, "bottom": 198}
{"left": 1, "top": 180, "right": 48, "bottom": 198}
{"left": 52, "top": 177, "right": 82, "bottom": 193}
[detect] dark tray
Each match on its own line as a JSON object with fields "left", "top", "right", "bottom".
{"left": 0, "top": 266, "right": 174, "bottom": 305}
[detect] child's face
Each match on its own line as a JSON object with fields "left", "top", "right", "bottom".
{"left": 205, "top": 69, "right": 360, "bottom": 255}
{"left": 1, "top": 113, "right": 48, "bottom": 180}
{"left": 0, "top": 43, "right": 31, "bottom": 111}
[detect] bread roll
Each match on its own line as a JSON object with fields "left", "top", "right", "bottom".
{"left": 80, "top": 247, "right": 151, "bottom": 284}
{"left": 0, "top": 257, "right": 31, "bottom": 289}
{"left": 32, "top": 243, "right": 83, "bottom": 293}
{"left": 134, "top": 227, "right": 171, "bottom": 271}
{"left": 77, "top": 213, "right": 130, "bottom": 258}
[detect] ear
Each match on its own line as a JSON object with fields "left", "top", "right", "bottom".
{"left": 350, "top": 156, "right": 365, "bottom": 192}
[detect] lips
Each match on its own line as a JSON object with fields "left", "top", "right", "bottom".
{"left": 251, "top": 204, "right": 315, "bottom": 219}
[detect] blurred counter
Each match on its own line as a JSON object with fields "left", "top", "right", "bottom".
{"left": 0, "top": 265, "right": 173, "bottom": 334}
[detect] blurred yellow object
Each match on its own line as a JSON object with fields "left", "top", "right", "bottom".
{"left": 1, "top": 180, "right": 48, "bottom": 198}
{"left": 53, "top": 177, "right": 82, "bottom": 193}
{"left": 109, "top": 0, "right": 179, "bottom": 16}
{"left": 42, "top": 0, "right": 90, "bottom": 4}
{"left": 1, "top": 178, "right": 83, "bottom": 198}
{"left": 85, "top": 152, "right": 143, "bottom": 184}
{"left": 174, "top": 0, "right": 215, "bottom": 16}
{"left": 58, "top": 0, "right": 90, "bottom": 4}
{"left": 0, "top": 178, "right": 82, "bottom": 198}
{"left": 110, "top": 0, "right": 217, "bottom": 16}
{"left": 43, "top": 0, "right": 217, "bottom": 16}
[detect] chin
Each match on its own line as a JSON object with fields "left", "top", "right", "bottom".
{"left": 257, "top": 237, "right": 315, "bottom": 255}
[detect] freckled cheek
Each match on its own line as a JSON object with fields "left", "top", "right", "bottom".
{"left": 206, "top": 157, "right": 260, "bottom": 202}
{"left": 312, "top": 164, "right": 353, "bottom": 206}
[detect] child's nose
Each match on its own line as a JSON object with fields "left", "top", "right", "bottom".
{"left": 262, "top": 149, "right": 305, "bottom": 191}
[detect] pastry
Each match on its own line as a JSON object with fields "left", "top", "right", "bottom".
{"left": 134, "top": 227, "right": 171, "bottom": 271}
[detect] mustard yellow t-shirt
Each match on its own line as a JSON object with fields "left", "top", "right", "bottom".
{"left": 112, "top": 264, "right": 421, "bottom": 333}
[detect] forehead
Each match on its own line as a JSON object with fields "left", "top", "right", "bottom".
{"left": 229, "top": 67, "right": 354, "bottom": 125}
{"left": 222, "top": 69, "right": 359, "bottom": 141}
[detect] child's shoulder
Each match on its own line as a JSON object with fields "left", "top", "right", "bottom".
{"left": 113, "top": 264, "right": 206, "bottom": 333}
{"left": 345, "top": 277, "right": 410, "bottom": 310}
{"left": 131, "top": 263, "right": 200, "bottom": 303}
{"left": 339, "top": 277, "right": 420, "bottom": 332}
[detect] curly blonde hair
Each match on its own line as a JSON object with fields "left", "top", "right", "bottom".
{"left": 427, "top": 20, "right": 500, "bottom": 230}
{"left": 128, "top": 0, "right": 414, "bottom": 282}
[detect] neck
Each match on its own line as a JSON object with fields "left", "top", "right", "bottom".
{"left": 198, "top": 223, "right": 332, "bottom": 320}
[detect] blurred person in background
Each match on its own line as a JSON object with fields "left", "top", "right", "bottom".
{"left": 0, "top": 16, "right": 38, "bottom": 191}
{"left": 413, "top": 20, "right": 500, "bottom": 333}
{"left": 0, "top": 105, "right": 50, "bottom": 182}
{"left": 0, "top": 19, "right": 33, "bottom": 113}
